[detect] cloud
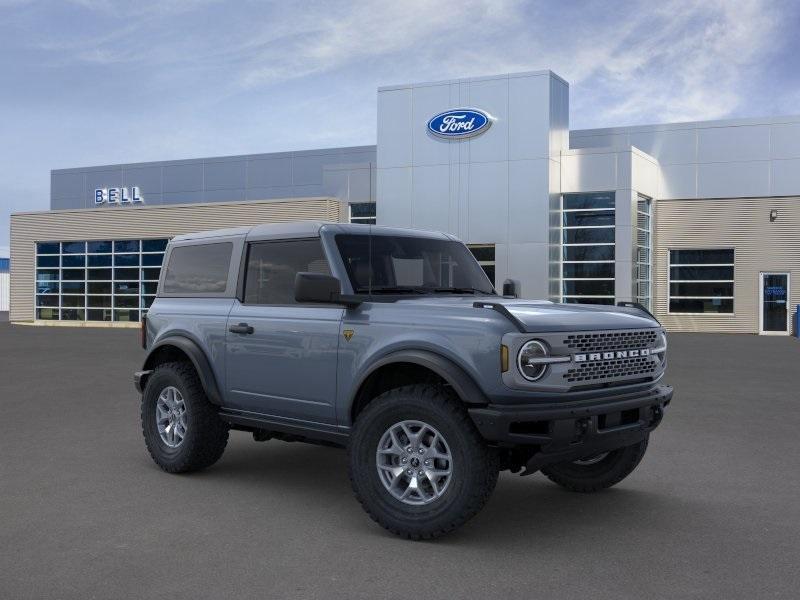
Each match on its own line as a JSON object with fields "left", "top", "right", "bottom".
{"left": 0, "top": 0, "right": 797, "bottom": 247}
{"left": 236, "top": 0, "right": 524, "bottom": 88}
{"left": 571, "top": 0, "right": 784, "bottom": 124}
{"left": 225, "top": 0, "right": 789, "bottom": 126}
{"left": 8, "top": 0, "right": 791, "bottom": 124}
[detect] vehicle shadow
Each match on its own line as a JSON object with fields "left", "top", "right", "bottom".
{"left": 193, "top": 435, "right": 685, "bottom": 546}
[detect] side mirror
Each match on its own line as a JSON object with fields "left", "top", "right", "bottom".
{"left": 295, "top": 272, "right": 342, "bottom": 303}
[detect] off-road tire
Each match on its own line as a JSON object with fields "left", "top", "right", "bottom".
{"left": 348, "top": 384, "right": 499, "bottom": 540}
{"left": 540, "top": 436, "right": 649, "bottom": 493}
{"left": 141, "top": 361, "right": 229, "bottom": 473}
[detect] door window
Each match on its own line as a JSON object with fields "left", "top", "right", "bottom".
{"left": 244, "top": 239, "right": 330, "bottom": 305}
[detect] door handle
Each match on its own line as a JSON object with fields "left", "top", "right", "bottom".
{"left": 229, "top": 323, "right": 254, "bottom": 335}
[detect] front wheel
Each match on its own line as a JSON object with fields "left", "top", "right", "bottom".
{"left": 348, "top": 384, "right": 499, "bottom": 539}
{"left": 540, "top": 436, "right": 649, "bottom": 493}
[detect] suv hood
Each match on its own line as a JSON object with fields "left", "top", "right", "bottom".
{"left": 392, "top": 296, "right": 659, "bottom": 332}
{"left": 497, "top": 299, "right": 658, "bottom": 332}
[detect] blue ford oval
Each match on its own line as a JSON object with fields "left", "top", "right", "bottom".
{"left": 427, "top": 108, "right": 493, "bottom": 139}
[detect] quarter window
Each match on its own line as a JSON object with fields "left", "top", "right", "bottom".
{"left": 244, "top": 239, "right": 331, "bottom": 305}
{"left": 668, "top": 249, "right": 734, "bottom": 314}
{"left": 561, "top": 192, "right": 615, "bottom": 305}
{"left": 162, "top": 243, "right": 233, "bottom": 295}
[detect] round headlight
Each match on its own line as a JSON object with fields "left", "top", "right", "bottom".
{"left": 655, "top": 331, "right": 668, "bottom": 364}
{"left": 517, "top": 340, "right": 549, "bottom": 381}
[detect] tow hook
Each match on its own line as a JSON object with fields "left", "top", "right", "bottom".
{"left": 574, "top": 418, "right": 590, "bottom": 442}
{"left": 650, "top": 406, "right": 664, "bottom": 426}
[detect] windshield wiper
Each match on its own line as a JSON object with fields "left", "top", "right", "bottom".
{"left": 355, "top": 286, "right": 429, "bottom": 295}
{"left": 433, "top": 287, "right": 491, "bottom": 294}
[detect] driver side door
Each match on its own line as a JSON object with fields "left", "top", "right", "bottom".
{"left": 225, "top": 238, "right": 344, "bottom": 425}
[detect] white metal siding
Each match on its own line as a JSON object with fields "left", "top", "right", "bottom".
{"left": 654, "top": 196, "right": 800, "bottom": 333}
{"left": 0, "top": 272, "right": 9, "bottom": 311}
{"left": 10, "top": 197, "right": 344, "bottom": 322}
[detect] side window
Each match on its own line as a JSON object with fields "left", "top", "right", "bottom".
{"left": 244, "top": 239, "right": 331, "bottom": 305}
{"left": 162, "top": 242, "right": 233, "bottom": 295}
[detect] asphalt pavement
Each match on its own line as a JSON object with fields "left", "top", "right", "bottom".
{"left": 0, "top": 323, "right": 798, "bottom": 599}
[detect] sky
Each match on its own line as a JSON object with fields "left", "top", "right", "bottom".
{"left": 1, "top": 0, "right": 799, "bottom": 249}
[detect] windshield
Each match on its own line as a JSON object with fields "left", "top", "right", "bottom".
{"left": 335, "top": 234, "right": 495, "bottom": 295}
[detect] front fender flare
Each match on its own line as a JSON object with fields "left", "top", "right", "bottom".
{"left": 140, "top": 336, "right": 223, "bottom": 405}
{"left": 352, "top": 349, "right": 489, "bottom": 408}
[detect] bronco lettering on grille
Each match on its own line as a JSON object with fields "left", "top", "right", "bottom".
{"left": 574, "top": 348, "right": 651, "bottom": 362}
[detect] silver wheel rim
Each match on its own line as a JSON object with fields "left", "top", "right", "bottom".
{"left": 375, "top": 420, "right": 453, "bottom": 506}
{"left": 156, "top": 386, "right": 188, "bottom": 448}
{"left": 573, "top": 452, "right": 609, "bottom": 466}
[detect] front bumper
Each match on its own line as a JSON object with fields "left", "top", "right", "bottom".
{"left": 468, "top": 384, "right": 673, "bottom": 473}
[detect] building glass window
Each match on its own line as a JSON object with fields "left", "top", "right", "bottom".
{"left": 467, "top": 244, "right": 496, "bottom": 286}
{"left": 349, "top": 202, "right": 376, "bottom": 225}
{"left": 35, "top": 238, "right": 169, "bottom": 322}
{"left": 561, "top": 192, "right": 615, "bottom": 305}
{"left": 635, "top": 196, "right": 652, "bottom": 310}
{"left": 668, "top": 249, "right": 734, "bottom": 314}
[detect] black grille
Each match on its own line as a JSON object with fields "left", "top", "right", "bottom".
{"left": 564, "top": 356, "right": 657, "bottom": 383}
{"left": 563, "top": 330, "right": 658, "bottom": 353}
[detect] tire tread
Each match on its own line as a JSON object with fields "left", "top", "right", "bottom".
{"left": 141, "top": 361, "right": 229, "bottom": 473}
{"left": 348, "top": 384, "right": 498, "bottom": 540}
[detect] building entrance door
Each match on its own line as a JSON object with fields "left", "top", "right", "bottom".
{"left": 759, "top": 273, "right": 790, "bottom": 335}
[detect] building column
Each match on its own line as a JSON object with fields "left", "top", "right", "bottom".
{"left": 615, "top": 188, "right": 637, "bottom": 304}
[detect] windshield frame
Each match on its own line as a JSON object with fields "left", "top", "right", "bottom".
{"left": 333, "top": 232, "right": 496, "bottom": 298}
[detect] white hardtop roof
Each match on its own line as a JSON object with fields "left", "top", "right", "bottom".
{"left": 170, "top": 221, "right": 332, "bottom": 242}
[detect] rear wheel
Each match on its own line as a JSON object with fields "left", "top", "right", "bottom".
{"left": 141, "top": 361, "right": 229, "bottom": 473}
{"left": 540, "top": 436, "right": 649, "bottom": 493}
{"left": 348, "top": 384, "right": 499, "bottom": 539}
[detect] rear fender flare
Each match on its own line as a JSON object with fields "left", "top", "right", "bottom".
{"left": 142, "top": 336, "right": 222, "bottom": 405}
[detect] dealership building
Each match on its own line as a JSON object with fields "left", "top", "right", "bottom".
{"left": 9, "top": 69, "right": 800, "bottom": 334}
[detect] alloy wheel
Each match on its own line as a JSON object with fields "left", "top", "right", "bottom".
{"left": 375, "top": 420, "right": 453, "bottom": 506}
{"left": 156, "top": 386, "right": 188, "bottom": 448}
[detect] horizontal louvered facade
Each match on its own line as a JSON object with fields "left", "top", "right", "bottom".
{"left": 654, "top": 196, "right": 800, "bottom": 333}
{"left": 10, "top": 197, "right": 345, "bottom": 322}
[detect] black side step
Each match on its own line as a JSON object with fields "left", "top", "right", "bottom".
{"left": 218, "top": 408, "right": 349, "bottom": 446}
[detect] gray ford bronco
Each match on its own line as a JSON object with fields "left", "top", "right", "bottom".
{"left": 136, "top": 221, "right": 672, "bottom": 539}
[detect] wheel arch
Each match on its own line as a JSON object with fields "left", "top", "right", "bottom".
{"left": 141, "top": 336, "right": 222, "bottom": 405}
{"left": 349, "top": 349, "right": 489, "bottom": 424}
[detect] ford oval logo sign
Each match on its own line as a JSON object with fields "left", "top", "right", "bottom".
{"left": 427, "top": 108, "right": 493, "bottom": 139}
